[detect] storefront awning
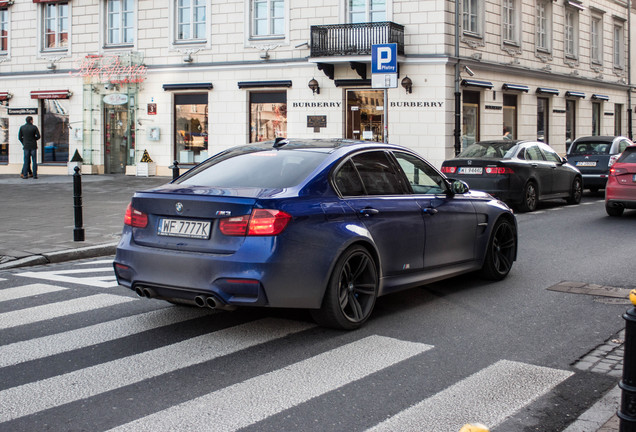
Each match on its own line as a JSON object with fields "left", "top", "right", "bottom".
{"left": 0, "top": 1, "right": 14, "bottom": 6}
{"left": 30, "top": 90, "right": 72, "bottom": 99}
{"left": 502, "top": 83, "right": 529, "bottom": 92}
{"left": 0, "top": 92, "right": 11, "bottom": 101}
{"left": 237, "top": 80, "right": 292, "bottom": 89}
{"left": 163, "top": 83, "right": 213, "bottom": 91}
{"left": 461, "top": 79, "right": 493, "bottom": 89}
{"left": 565, "top": 91, "right": 585, "bottom": 98}
{"left": 334, "top": 79, "right": 371, "bottom": 87}
{"left": 536, "top": 87, "right": 560, "bottom": 95}
{"left": 591, "top": 94, "right": 609, "bottom": 101}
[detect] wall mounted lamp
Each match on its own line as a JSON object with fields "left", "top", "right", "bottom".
{"left": 308, "top": 78, "right": 320, "bottom": 94}
{"left": 401, "top": 76, "right": 413, "bottom": 94}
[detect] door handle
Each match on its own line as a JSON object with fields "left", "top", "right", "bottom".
{"left": 531, "top": 163, "right": 538, "bottom": 168}
{"left": 423, "top": 208, "right": 438, "bottom": 215}
{"left": 360, "top": 208, "right": 380, "bottom": 217}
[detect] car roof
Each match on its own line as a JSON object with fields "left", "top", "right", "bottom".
{"left": 228, "top": 138, "right": 410, "bottom": 154}
{"left": 572, "top": 136, "right": 626, "bottom": 143}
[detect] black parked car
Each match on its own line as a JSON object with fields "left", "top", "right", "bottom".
{"left": 566, "top": 136, "right": 633, "bottom": 193}
{"left": 441, "top": 140, "right": 582, "bottom": 212}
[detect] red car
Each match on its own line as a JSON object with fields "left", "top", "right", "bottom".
{"left": 606, "top": 145, "right": 636, "bottom": 216}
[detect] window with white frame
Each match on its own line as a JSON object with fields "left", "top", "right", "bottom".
{"left": 564, "top": 8, "right": 578, "bottom": 58}
{"left": 348, "top": 0, "right": 386, "bottom": 23}
{"left": 0, "top": 8, "right": 7, "bottom": 54}
{"left": 463, "top": 0, "right": 482, "bottom": 36}
{"left": 536, "top": 1, "right": 551, "bottom": 52}
{"left": 251, "top": 0, "right": 284, "bottom": 37}
{"left": 106, "top": 0, "right": 134, "bottom": 46}
{"left": 613, "top": 23, "right": 624, "bottom": 68}
{"left": 591, "top": 15, "right": 602, "bottom": 64}
{"left": 43, "top": 2, "right": 69, "bottom": 51}
{"left": 502, "top": 0, "right": 519, "bottom": 44}
{"left": 176, "top": 0, "right": 206, "bottom": 42}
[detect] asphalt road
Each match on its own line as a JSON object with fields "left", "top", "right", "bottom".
{"left": 0, "top": 193, "right": 633, "bottom": 432}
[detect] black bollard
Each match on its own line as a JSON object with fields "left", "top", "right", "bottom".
{"left": 73, "top": 166, "right": 85, "bottom": 242}
{"left": 619, "top": 290, "right": 636, "bottom": 431}
{"left": 169, "top": 160, "right": 180, "bottom": 180}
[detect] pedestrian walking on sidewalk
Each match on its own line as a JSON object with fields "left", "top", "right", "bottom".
{"left": 18, "top": 116, "right": 41, "bottom": 179}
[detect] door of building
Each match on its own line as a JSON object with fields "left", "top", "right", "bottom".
{"left": 104, "top": 105, "right": 130, "bottom": 174}
{"left": 345, "top": 89, "right": 384, "bottom": 142}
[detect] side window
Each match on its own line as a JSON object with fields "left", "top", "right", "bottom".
{"left": 333, "top": 160, "right": 364, "bottom": 197}
{"left": 619, "top": 140, "right": 630, "bottom": 153}
{"left": 393, "top": 152, "right": 446, "bottom": 195}
{"left": 350, "top": 151, "right": 404, "bottom": 196}
{"left": 517, "top": 147, "right": 526, "bottom": 160}
{"left": 525, "top": 145, "right": 545, "bottom": 161}
{"left": 541, "top": 146, "right": 561, "bottom": 163}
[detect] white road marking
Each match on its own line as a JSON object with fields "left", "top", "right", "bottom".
{"left": 0, "top": 308, "right": 210, "bottom": 367}
{"left": 0, "top": 283, "right": 67, "bottom": 303}
{"left": 0, "top": 318, "right": 315, "bottom": 421}
{"left": 0, "top": 294, "right": 134, "bottom": 330}
{"left": 77, "top": 259, "right": 114, "bottom": 265}
{"left": 17, "top": 267, "right": 118, "bottom": 288}
{"left": 367, "top": 359, "right": 573, "bottom": 432}
{"left": 108, "top": 335, "right": 433, "bottom": 432}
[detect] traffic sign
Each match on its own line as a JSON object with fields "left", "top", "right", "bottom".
{"left": 372, "top": 43, "right": 397, "bottom": 74}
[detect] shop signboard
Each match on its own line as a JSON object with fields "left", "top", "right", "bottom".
{"left": 103, "top": 94, "right": 128, "bottom": 105}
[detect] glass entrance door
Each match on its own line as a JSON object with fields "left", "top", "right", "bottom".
{"left": 345, "top": 89, "right": 384, "bottom": 142}
{"left": 104, "top": 105, "right": 132, "bottom": 174}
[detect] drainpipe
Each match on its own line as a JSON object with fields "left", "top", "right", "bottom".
{"left": 454, "top": 0, "right": 461, "bottom": 156}
{"left": 628, "top": 0, "right": 633, "bottom": 140}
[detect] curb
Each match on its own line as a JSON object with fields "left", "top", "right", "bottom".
{"left": 0, "top": 242, "right": 118, "bottom": 270}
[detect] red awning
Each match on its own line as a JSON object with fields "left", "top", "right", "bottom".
{"left": 30, "top": 90, "right": 72, "bottom": 99}
{"left": 33, "top": 0, "right": 71, "bottom": 3}
{"left": 0, "top": 92, "right": 10, "bottom": 101}
{"left": 0, "top": 2, "right": 13, "bottom": 7}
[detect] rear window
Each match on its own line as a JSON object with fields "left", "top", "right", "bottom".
{"left": 176, "top": 149, "right": 328, "bottom": 188}
{"left": 458, "top": 142, "right": 517, "bottom": 159}
{"left": 617, "top": 148, "right": 636, "bottom": 164}
{"left": 569, "top": 141, "right": 611, "bottom": 155}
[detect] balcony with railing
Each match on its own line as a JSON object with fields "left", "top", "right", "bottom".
{"left": 310, "top": 22, "right": 405, "bottom": 57}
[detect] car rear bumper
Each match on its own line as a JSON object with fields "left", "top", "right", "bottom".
{"left": 581, "top": 174, "right": 608, "bottom": 188}
{"left": 113, "top": 229, "right": 331, "bottom": 309}
{"left": 606, "top": 199, "right": 636, "bottom": 210}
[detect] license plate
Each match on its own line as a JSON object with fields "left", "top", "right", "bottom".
{"left": 458, "top": 167, "right": 483, "bottom": 175}
{"left": 576, "top": 161, "right": 597, "bottom": 167}
{"left": 158, "top": 218, "right": 211, "bottom": 239}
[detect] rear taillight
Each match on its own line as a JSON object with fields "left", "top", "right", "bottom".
{"left": 124, "top": 203, "right": 148, "bottom": 228}
{"left": 219, "top": 209, "right": 292, "bottom": 236}
{"left": 485, "top": 167, "right": 514, "bottom": 174}
{"left": 610, "top": 167, "right": 626, "bottom": 176}
{"left": 609, "top": 154, "right": 621, "bottom": 167}
{"left": 441, "top": 166, "right": 456, "bottom": 174}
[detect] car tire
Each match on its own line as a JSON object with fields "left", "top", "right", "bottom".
{"left": 310, "top": 245, "right": 378, "bottom": 330}
{"left": 480, "top": 217, "right": 517, "bottom": 281}
{"left": 566, "top": 177, "right": 583, "bottom": 205}
{"left": 518, "top": 181, "right": 538, "bottom": 213}
{"left": 606, "top": 204, "right": 624, "bottom": 217}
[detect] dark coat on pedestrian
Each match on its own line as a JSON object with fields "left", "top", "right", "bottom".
{"left": 18, "top": 121, "right": 41, "bottom": 150}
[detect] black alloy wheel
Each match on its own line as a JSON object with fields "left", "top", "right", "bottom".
{"left": 480, "top": 218, "right": 517, "bottom": 281}
{"left": 311, "top": 245, "right": 378, "bottom": 330}
{"left": 566, "top": 177, "right": 583, "bottom": 205}
{"left": 519, "top": 181, "right": 538, "bottom": 212}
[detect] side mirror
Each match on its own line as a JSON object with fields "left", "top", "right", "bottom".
{"left": 450, "top": 180, "right": 470, "bottom": 195}
{"left": 560, "top": 156, "right": 568, "bottom": 164}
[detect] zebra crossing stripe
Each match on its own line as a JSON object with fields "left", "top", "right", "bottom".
{"left": 0, "top": 307, "right": 209, "bottom": 368}
{"left": 0, "top": 284, "right": 67, "bottom": 303}
{"left": 366, "top": 359, "right": 573, "bottom": 432}
{"left": 107, "top": 335, "right": 433, "bottom": 432}
{"left": 16, "top": 268, "right": 118, "bottom": 288}
{"left": 0, "top": 294, "right": 134, "bottom": 330}
{"left": 0, "top": 318, "right": 315, "bottom": 421}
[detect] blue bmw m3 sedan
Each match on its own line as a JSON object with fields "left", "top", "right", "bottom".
{"left": 114, "top": 138, "right": 517, "bottom": 329}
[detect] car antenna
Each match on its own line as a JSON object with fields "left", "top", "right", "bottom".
{"left": 273, "top": 137, "right": 289, "bottom": 148}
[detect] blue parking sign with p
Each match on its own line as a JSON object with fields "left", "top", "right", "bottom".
{"left": 372, "top": 44, "right": 397, "bottom": 74}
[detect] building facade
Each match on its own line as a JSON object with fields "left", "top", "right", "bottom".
{"left": 0, "top": 0, "right": 632, "bottom": 176}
